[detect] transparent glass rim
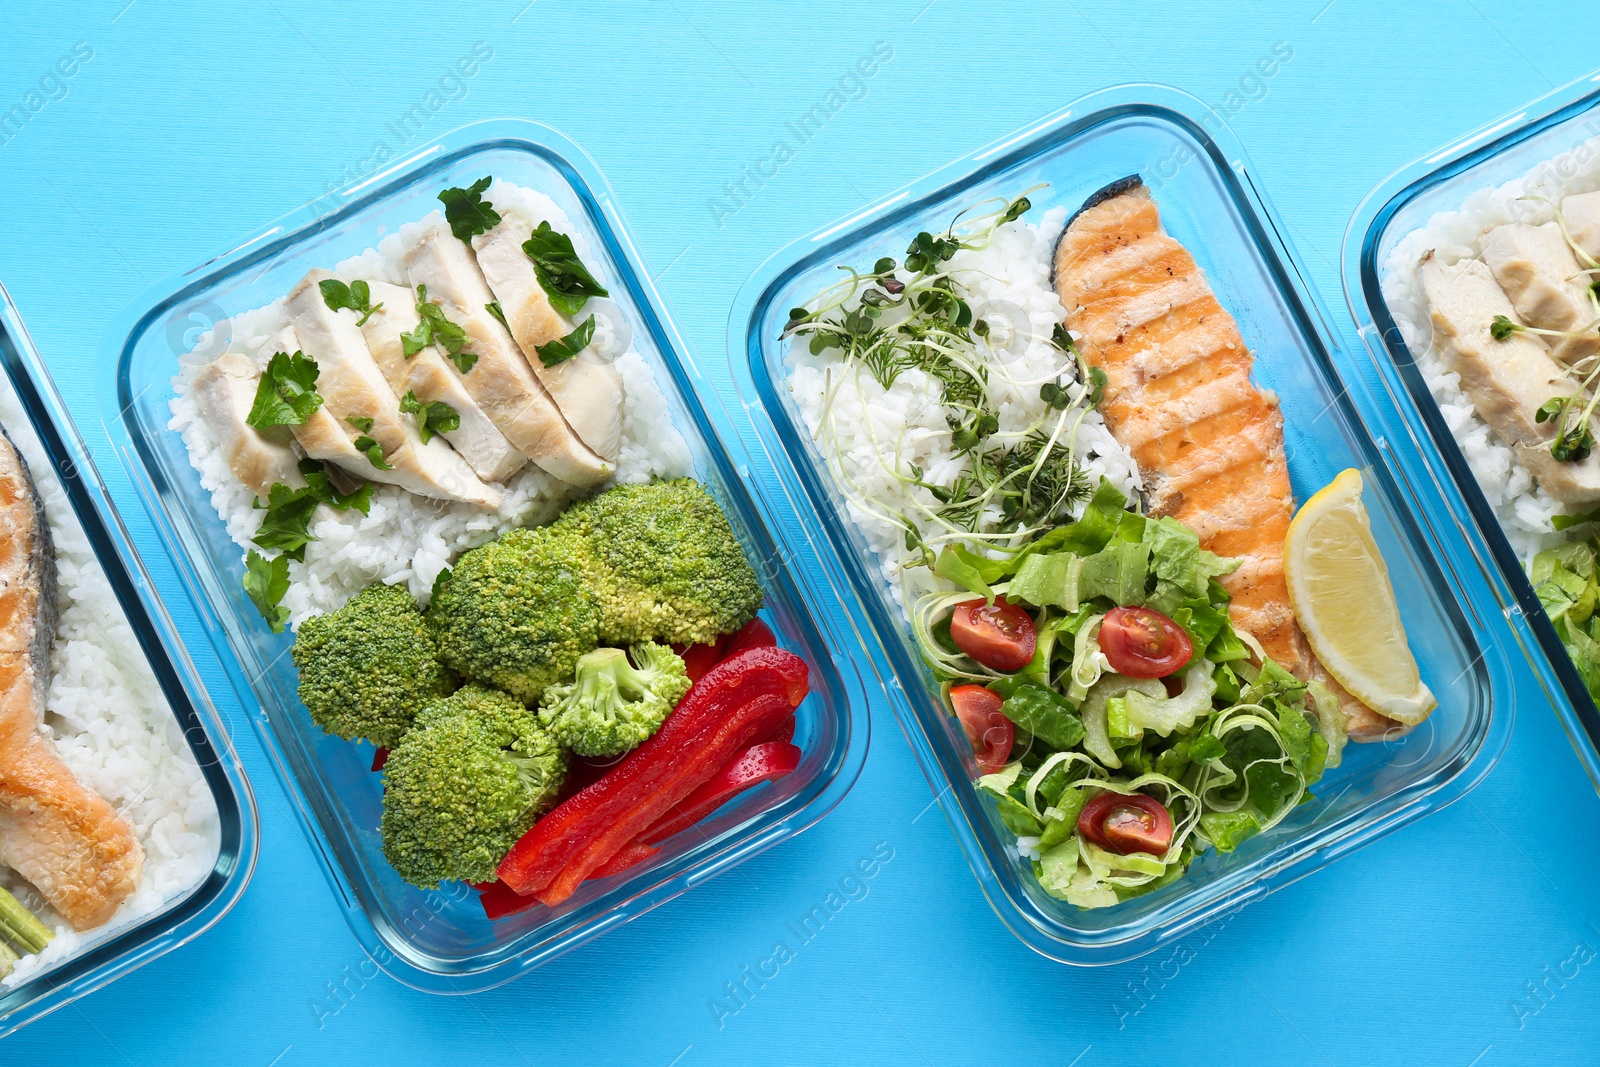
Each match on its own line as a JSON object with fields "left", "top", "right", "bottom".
{"left": 1342, "top": 68, "right": 1600, "bottom": 793}
{"left": 724, "top": 82, "right": 1519, "bottom": 965}
{"left": 0, "top": 283, "right": 258, "bottom": 1038}
{"left": 96, "top": 118, "right": 873, "bottom": 992}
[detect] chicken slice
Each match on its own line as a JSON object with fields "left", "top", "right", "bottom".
{"left": 1419, "top": 252, "right": 1600, "bottom": 505}
{"left": 472, "top": 218, "right": 624, "bottom": 461}
{"left": 1563, "top": 190, "right": 1600, "bottom": 263}
{"left": 358, "top": 280, "right": 527, "bottom": 484}
{"left": 403, "top": 223, "right": 612, "bottom": 486}
{"left": 189, "top": 352, "right": 305, "bottom": 497}
{"left": 1480, "top": 222, "right": 1599, "bottom": 366}
{"left": 284, "top": 270, "right": 501, "bottom": 509}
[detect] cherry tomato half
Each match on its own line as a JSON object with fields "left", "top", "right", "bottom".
{"left": 1100, "top": 606, "right": 1193, "bottom": 678}
{"left": 1077, "top": 791, "right": 1174, "bottom": 856}
{"left": 950, "top": 684, "right": 1013, "bottom": 775}
{"left": 949, "top": 596, "right": 1037, "bottom": 672}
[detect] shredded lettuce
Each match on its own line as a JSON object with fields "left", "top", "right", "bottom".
{"left": 1124, "top": 657, "right": 1217, "bottom": 736}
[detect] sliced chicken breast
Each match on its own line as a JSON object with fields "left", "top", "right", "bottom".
{"left": 402, "top": 224, "right": 612, "bottom": 486}
{"left": 1480, "top": 222, "right": 1599, "bottom": 366}
{"left": 358, "top": 280, "right": 527, "bottom": 484}
{"left": 284, "top": 270, "right": 502, "bottom": 509}
{"left": 1563, "top": 190, "right": 1600, "bottom": 263}
{"left": 472, "top": 218, "right": 624, "bottom": 461}
{"left": 1419, "top": 252, "right": 1600, "bottom": 505}
{"left": 264, "top": 325, "right": 375, "bottom": 481}
{"left": 190, "top": 352, "right": 305, "bottom": 497}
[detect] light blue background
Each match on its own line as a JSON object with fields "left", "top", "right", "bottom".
{"left": 2, "top": 1, "right": 1597, "bottom": 1063}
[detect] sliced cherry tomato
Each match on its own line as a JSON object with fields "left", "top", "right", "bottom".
{"left": 949, "top": 596, "right": 1037, "bottom": 672}
{"left": 1077, "top": 791, "right": 1173, "bottom": 856}
{"left": 1099, "top": 606, "right": 1193, "bottom": 678}
{"left": 950, "top": 684, "right": 1013, "bottom": 774}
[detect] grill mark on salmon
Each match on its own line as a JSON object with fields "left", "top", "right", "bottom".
{"left": 0, "top": 426, "right": 143, "bottom": 930}
{"left": 1054, "top": 176, "right": 1401, "bottom": 741}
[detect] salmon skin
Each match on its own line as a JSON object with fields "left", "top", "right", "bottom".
{"left": 0, "top": 424, "right": 143, "bottom": 931}
{"left": 1052, "top": 176, "right": 1399, "bottom": 741}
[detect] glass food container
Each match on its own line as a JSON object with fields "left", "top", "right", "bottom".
{"left": 0, "top": 283, "right": 256, "bottom": 1038}
{"left": 725, "top": 84, "right": 1520, "bottom": 965}
{"left": 99, "top": 120, "right": 874, "bottom": 993}
{"left": 1344, "top": 69, "right": 1600, "bottom": 794}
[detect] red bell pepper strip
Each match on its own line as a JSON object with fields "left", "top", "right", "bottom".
{"left": 478, "top": 879, "right": 538, "bottom": 921}
{"left": 675, "top": 638, "right": 726, "bottom": 684}
{"left": 497, "top": 646, "right": 810, "bottom": 895}
{"left": 371, "top": 747, "right": 389, "bottom": 772}
{"left": 590, "top": 839, "right": 659, "bottom": 879}
{"left": 721, "top": 617, "right": 776, "bottom": 659}
{"left": 534, "top": 689, "right": 798, "bottom": 905}
{"left": 640, "top": 741, "right": 801, "bottom": 846}
{"left": 763, "top": 714, "right": 795, "bottom": 745}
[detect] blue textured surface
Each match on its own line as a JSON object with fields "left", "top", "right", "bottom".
{"left": 1, "top": 2, "right": 1596, "bottom": 1063}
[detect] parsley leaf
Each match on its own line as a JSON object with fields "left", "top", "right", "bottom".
{"left": 522, "top": 221, "right": 609, "bottom": 317}
{"left": 346, "top": 415, "right": 374, "bottom": 433}
{"left": 401, "top": 285, "right": 476, "bottom": 372}
{"left": 243, "top": 550, "right": 291, "bottom": 633}
{"left": 319, "top": 278, "right": 383, "bottom": 326}
{"left": 399, "top": 391, "right": 460, "bottom": 444}
{"left": 534, "top": 315, "right": 596, "bottom": 367}
{"left": 353, "top": 435, "right": 392, "bottom": 470}
{"left": 438, "top": 176, "right": 502, "bottom": 243}
{"left": 299, "top": 458, "right": 372, "bottom": 514}
{"left": 250, "top": 460, "right": 373, "bottom": 561}
{"left": 251, "top": 482, "right": 322, "bottom": 561}
{"left": 486, "top": 300, "right": 509, "bottom": 331}
{"left": 246, "top": 351, "right": 322, "bottom": 429}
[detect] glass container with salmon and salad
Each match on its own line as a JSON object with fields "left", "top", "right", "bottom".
{"left": 731, "top": 86, "right": 1517, "bottom": 964}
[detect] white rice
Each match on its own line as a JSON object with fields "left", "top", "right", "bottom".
{"left": 1379, "top": 132, "right": 1600, "bottom": 561}
{"left": 0, "top": 385, "right": 220, "bottom": 987}
{"left": 167, "top": 182, "right": 693, "bottom": 628}
{"left": 785, "top": 204, "right": 1142, "bottom": 614}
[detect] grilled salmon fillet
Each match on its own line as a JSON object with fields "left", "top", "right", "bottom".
{"left": 0, "top": 427, "right": 143, "bottom": 931}
{"left": 1053, "top": 176, "right": 1401, "bottom": 741}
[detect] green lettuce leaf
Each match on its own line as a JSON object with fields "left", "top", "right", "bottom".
{"left": 999, "top": 683, "right": 1086, "bottom": 751}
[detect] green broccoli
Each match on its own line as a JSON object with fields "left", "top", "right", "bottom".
{"left": 426, "top": 526, "right": 600, "bottom": 704}
{"left": 553, "top": 478, "right": 764, "bottom": 646}
{"left": 291, "top": 582, "right": 455, "bottom": 748}
{"left": 538, "top": 641, "right": 693, "bottom": 757}
{"left": 380, "top": 684, "right": 569, "bottom": 888}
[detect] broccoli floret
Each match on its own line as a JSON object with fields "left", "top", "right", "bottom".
{"left": 538, "top": 641, "right": 692, "bottom": 757}
{"left": 426, "top": 526, "right": 600, "bottom": 704}
{"left": 380, "top": 684, "right": 569, "bottom": 888}
{"left": 553, "top": 478, "right": 764, "bottom": 646}
{"left": 291, "top": 582, "right": 455, "bottom": 748}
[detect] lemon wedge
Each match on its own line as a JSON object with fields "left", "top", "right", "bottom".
{"left": 1284, "top": 468, "right": 1436, "bottom": 725}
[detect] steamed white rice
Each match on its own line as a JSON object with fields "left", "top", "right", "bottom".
{"left": 168, "top": 180, "right": 693, "bottom": 628}
{"left": 0, "top": 385, "right": 220, "bottom": 987}
{"left": 1379, "top": 132, "right": 1600, "bottom": 561}
{"left": 785, "top": 204, "right": 1142, "bottom": 613}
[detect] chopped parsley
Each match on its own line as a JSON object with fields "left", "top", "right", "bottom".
{"left": 534, "top": 315, "right": 596, "bottom": 368}
{"left": 319, "top": 278, "right": 383, "bottom": 326}
{"left": 486, "top": 300, "right": 509, "bottom": 331}
{"left": 243, "top": 550, "right": 291, "bottom": 633}
{"left": 522, "top": 221, "right": 609, "bottom": 317}
{"left": 346, "top": 415, "right": 374, "bottom": 433}
{"left": 352, "top": 435, "right": 393, "bottom": 470}
{"left": 250, "top": 458, "right": 372, "bottom": 562}
{"left": 438, "top": 177, "right": 502, "bottom": 243}
{"left": 399, "top": 391, "right": 460, "bottom": 443}
{"left": 401, "top": 284, "right": 476, "bottom": 372}
{"left": 246, "top": 351, "right": 322, "bottom": 429}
